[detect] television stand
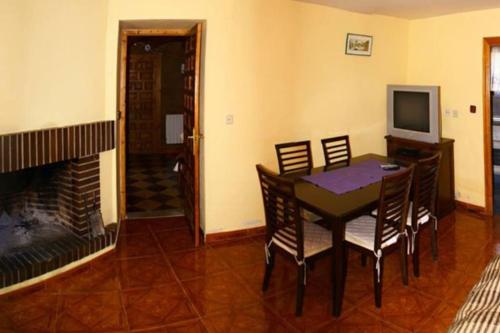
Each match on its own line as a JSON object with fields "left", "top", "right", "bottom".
{"left": 396, "top": 147, "right": 421, "bottom": 158}
{"left": 385, "top": 135, "right": 455, "bottom": 218}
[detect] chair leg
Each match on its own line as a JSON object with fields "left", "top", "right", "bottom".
{"left": 373, "top": 255, "right": 384, "bottom": 308}
{"left": 400, "top": 236, "right": 408, "bottom": 286}
{"left": 361, "top": 253, "right": 367, "bottom": 267}
{"left": 431, "top": 219, "right": 438, "bottom": 260}
{"left": 262, "top": 245, "right": 275, "bottom": 292}
{"left": 413, "top": 231, "right": 420, "bottom": 277}
{"left": 295, "top": 264, "right": 306, "bottom": 316}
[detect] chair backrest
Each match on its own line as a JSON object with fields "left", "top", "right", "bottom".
{"left": 411, "top": 153, "right": 441, "bottom": 228}
{"left": 275, "top": 141, "right": 313, "bottom": 175}
{"left": 256, "top": 164, "right": 304, "bottom": 259}
{"left": 374, "top": 166, "right": 414, "bottom": 250}
{"left": 321, "top": 135, "right": 351, "bottom": 167}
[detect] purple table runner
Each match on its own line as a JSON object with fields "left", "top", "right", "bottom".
{"left": 302, "top": 159, "right": 403, "bottom": 195}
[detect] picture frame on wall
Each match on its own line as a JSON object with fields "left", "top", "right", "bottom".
{"left": 345, "top": 33, "right": 373, "bottom": 56}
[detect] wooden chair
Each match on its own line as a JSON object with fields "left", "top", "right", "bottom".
{"left": 275, "top": 141, "right": 313, "bottom": 175}
{"left": 343, "top": 166, "right": 414, "bottom": 307}
{"left": 321, "top": 135, "right": 351, "bottom": 167}
{"left": 256, "top": 164, "right": 332, "bottom": 316}
{"left": 408, "top": 153, "right": 441, "bottom": 277}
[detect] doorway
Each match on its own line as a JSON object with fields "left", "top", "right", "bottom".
{"left": 483, "top": 37, "right": 500, "bottom": 215}
{"left": 125, "top": 36, "right": 185, "bottom": 219}
{"left": 118, "top": 25, "right": 203, "bottom": 246}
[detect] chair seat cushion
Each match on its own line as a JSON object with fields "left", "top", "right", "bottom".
{"left": 371, "top": 203, "right": 430, "bottom": 228}
{"left": 301, "top": 209, "right": 321, "bottom": 223}
{"left": 345, "top": 215, "right": 399, "bottom": 251}
{"left": 272, "top": 222, "right": 332, "bottom": 258}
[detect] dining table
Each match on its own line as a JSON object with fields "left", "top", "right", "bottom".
{"left": 285, "top": 153, "right": 401, "bottom": 316}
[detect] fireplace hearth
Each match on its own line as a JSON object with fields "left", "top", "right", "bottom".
{"left": 0, "top": 121, "right": 117, "bottom": 289}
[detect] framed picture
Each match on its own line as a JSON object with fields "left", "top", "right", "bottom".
{"left": 345, "top": 33, "right": 373, "bottom": 56}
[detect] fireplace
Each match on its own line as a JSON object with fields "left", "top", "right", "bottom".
{"left": 0, "top": 121, "right": 116, "bottom": 289}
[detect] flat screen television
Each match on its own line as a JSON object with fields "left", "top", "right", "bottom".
{"left": 387, "top": 85, "right": 441, "bottom": 144}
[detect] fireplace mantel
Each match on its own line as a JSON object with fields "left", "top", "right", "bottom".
{"left": 0, "top": 121, "right": 115, "bottom": 174}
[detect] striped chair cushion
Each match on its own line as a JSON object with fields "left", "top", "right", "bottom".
{"left": 371, "top": 203, "right": 429, "bottom": 227}
{"left": 449, "top": 255, "right": 500, "bottom": 332}
{"left": 345, "top": 215, "right": 399, "bottom": 251}
{"left": 272, "top": 222, "right": 332, "bottom": 258}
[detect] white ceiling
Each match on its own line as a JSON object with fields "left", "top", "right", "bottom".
{"left": 297, "top": 0, "right": 500, "bottom": 19}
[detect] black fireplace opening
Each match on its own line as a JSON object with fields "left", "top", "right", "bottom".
{"left": 0, "top": 161, "right": 116, "bottom": 288}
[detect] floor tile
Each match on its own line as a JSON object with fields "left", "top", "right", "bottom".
{"left": 47, "top": 257, "right": 120, "bottom": 293}
{"left": 148, "top": 216, "right": 189, "bottom": 232}
{"left": 264, "top": 283, "right": 351, "bottom": 332}
{"left": 0, "top": 211, "right": 495, "bottom": 332}
{"left": 416, "top": 301, "right": 461, "bottom": 333}
{"left": 119, "top": 219, "right": 151, "bottom": 235}
{"left": 116, "top": 233, "right": 163, "bottom": 258}
{"left": 360, "top": 285, "right": 441, "bottom": 331}
{"left": 183, "top": 271, "right": 258, "bottom": 316}
{"left": 0, "top": 290, "right": 58, "bottom": 332}
{"left": 123, "top": 283, "right": 198, "bottom": 330}
{"left": 203, "top": 303, "right": 294, "bottom": 333}
{"left": 233, "top": 257, "right": 297, "bottom": 297}
{"left": 407, "top": 262, "right": 463, "bottom": 299}
{"left": 169, "top": 247, "right": 230, "bottom": 281}
{"left": 315, "top": 308, "right": 409, "bottom": 333}
{"left": 211, "top": 238, "right": 263, "bottom": 268}
{"left": 156, "top": 228, "right": 196, "bottom": 253}
{"left": 118, "top": 256, "right": 176, "bottom": 289}
{"left": 56, "top": 291, "right": 127, "bottom": 332}
{"left": 132, "top": 319, "right": 207, "bottom": 332}
{"left": 126, "top": 154, "right": 182, "bottom": 216}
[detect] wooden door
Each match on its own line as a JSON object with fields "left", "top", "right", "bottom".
{"left": 126, "top": 54, "right": 162, "bottom": 154}
{"left": 181, "top": 24, "right": 202, "bottom": 246}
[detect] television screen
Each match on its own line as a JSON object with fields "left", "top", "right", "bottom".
{"left": 393, "top": 91, "right": 430, "bottom": 133}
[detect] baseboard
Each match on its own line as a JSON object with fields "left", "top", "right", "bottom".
{"left": 205, "top": 225, "right": 265, "bottom": 243}
{"left": 455, "top": 200, "right": 487, "bottom": 215}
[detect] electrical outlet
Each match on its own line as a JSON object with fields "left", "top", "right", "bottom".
{"left": 452, "top": 110, "right": 458, "bottom": 118}
{"left": 225, "top": 114, "right": 234, "bottom": 125}
{"left": 445, "top": 109, "right": 451, "bottom": 117}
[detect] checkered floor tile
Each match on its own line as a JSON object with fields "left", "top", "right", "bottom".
{"left": 126, "top": 154, "right": 184, "bottom": 217}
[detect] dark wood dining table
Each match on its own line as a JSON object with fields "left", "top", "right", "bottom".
{"left": 286, "top": 153, "right": 396, "bottom": 316}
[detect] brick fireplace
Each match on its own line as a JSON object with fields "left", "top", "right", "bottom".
{"left": 0, "top": 121, "right": 117, "bottom": 289}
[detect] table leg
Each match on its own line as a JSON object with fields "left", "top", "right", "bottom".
{"left": 331, "top": 218, "right": 346, "bottom": 316}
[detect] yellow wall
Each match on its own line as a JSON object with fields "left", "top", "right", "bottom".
{"left": 0, "top": 0, "right": 115, "bottom": 223}
{"left": 104, "top": 0, "right": 408, "bottom": 233}
{"left": 407, "top": 9, "right": 500, "bottom": 207}
{"left": 292, "top": 2, "right": 408, "bottom": 163}
{"left": 0, "top": 0, "right": 107, "bottom": 133}
{"left": 5, "top": 0, "right": 492, "bottom": 235}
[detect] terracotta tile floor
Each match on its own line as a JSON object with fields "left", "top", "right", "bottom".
{"left": 0, "top": 211, "right": 499, "bottom": 332}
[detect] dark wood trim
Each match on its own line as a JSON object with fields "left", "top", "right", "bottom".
{"left": 483, "top": 37, "right": 500, "bottom": 216}
{"left": 205, "top": 226, "right": 265, "bottom": 244}
{"left": 455, "top": 200, "right": 487, "bottom": 215}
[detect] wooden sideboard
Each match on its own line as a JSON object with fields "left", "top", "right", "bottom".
{"left": 385, "top": 135, "right": 455, "bottom": 219}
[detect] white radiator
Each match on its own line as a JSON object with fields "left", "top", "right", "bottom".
{"left": 166, "top": 114, "right": 184, "bottom": 144}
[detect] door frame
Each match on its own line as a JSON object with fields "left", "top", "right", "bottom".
{"left": 117, "top": 27, "right": 201, "bottom": 224}
{"left": 483, "top": 37, "right": 500, "bottom": 216}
